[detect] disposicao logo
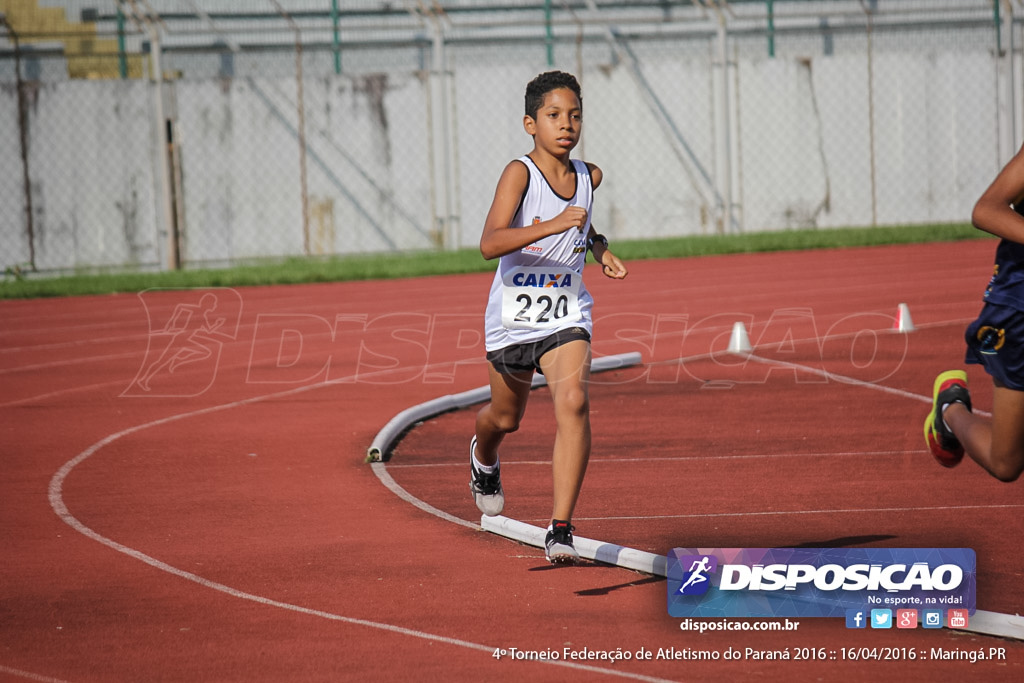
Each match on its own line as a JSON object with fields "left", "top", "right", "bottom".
{"left": 666, "top": 548, "right": 975, "bottom": 619}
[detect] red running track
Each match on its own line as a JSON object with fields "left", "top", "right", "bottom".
{"left": 1, "top": 240, "right": 1022, "bottom": 682}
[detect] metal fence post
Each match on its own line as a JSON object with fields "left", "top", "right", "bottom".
{"left": 861, "top": 0, "right": 878, "bottom": 227}
{"left": 331, "top": 0, "right": 342, "bottom": 75}
{"left": 147, "top": 18, "right": 179, "bottom": 269}
{"left": 271, "top": 0, "right": 310, "bottom": 257}
{"left": 5, "top": 17, "right": 36, "bottom": 271}
{"left": 995, "top": 1, "right": 1020, "bottom": 161}
{"left": 428, "top": 13, "right": 456, "bottom": 250}
{"left": 711, "top": 4, "right": 734, "bottom": 234}
{"left": 1015, "top": 14, "right": 1024, "bottom": 151}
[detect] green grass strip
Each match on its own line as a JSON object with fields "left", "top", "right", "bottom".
{"left": 0, "top": 223, "right": 990, "bottom": 300}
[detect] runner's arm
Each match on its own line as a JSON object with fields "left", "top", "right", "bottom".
{"left": 480, "top": 161, "right": 589, "bottom": 260}
{"left": 973, "top": 143, "right": 1024, "bottom": 246}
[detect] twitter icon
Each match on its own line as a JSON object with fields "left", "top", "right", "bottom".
{"left": 870, "top": 609, "right": 893, "bottom": 629}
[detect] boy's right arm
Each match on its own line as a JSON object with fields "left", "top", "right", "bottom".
{"left": 479, "top": 161, "right": 588, "bottom": 260}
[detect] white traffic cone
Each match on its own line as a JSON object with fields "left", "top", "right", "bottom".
{"left": 727, "top": 321, "right": 752, "bottom": 354}
{"left": 893, "top": 303, "right": 915, "bottom": 333}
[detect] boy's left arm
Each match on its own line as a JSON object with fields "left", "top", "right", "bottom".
{"left": 583, "top": 165, "right": 626, "bottom": 278}
{"left": 587, "top": 229, "right": 627, "bottom": 279}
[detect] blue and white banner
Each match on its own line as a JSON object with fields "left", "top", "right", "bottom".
{"left": 667, "top": 548, "right": 975, "bottom": 618}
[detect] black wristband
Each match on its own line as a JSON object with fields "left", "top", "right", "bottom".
{"left": 587, "top": 233, "right": 608, "bottom": 250}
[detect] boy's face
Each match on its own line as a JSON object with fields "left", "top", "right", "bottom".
{"left": 524, "top": 87, "right": 581, "bottom": 155}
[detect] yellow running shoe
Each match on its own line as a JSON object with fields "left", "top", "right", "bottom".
{"left": 923, "top": 370, "right": 972, "bottom": 468}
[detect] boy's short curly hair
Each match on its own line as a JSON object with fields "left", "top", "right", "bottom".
{"left": 525, "top": 71, "right": 582, "bottom": 119}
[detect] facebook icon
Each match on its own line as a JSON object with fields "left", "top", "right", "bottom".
{"left": 846, "top": 609, "right": 867, "bottom": 629}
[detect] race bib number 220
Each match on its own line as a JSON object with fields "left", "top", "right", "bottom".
{"left": 500, "top": 266, "right": 582, "bottom": 330}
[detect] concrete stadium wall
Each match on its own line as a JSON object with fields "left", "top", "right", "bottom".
{"left": 0, "top": 48, "right": 1005, "bottom": 270}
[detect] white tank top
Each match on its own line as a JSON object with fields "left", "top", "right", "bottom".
{"left": 484, "top": 156, "right": 595, "bottom": 352}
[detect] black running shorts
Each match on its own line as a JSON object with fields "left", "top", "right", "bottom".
{"left": 964, "top": 301, "right": 1024, "bottom": 391}
{"left": 486, "top": 327, "right": 591, "bottom": 375}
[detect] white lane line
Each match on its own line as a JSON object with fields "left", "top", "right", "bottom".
{"left": 0, "top": 342, "right": 487, "bottom": 408}
{"left": 370, "top": 462, "right": 477, "bottom": 530}
{"left": 47, "top": 380, "right": 676, "bottom": 683}
{"left": 741, "top": 351, "right": 993, "bottom": 417}
{"left": 0, "top": 664, "right": 71, "bottom": 683}
{"left": 386, "top": 450, "right": 926, "bottom": 467}
{"left": 568, "top": 503, "right": 1024, "bottom": 522}
{"left": 0, "top": 351, "right": 143, "bottom": 376}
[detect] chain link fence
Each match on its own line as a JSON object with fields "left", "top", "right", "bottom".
{"left": 0, "top": 0, "right": 1021, "bottom": 273}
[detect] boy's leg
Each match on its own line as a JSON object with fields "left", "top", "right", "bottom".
{"left": 474, "top": 364, "right": 534, "bottom": 467}
{"left": 470, "top": 365, "right": 533, "bottom": 516}
{"left": 945, "top": 381, "right": 1024, "bottom": 482}
{"left": 537, "top": 339, "right": 592, "bottom": 522}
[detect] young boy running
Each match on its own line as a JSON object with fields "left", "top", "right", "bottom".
{"left": 925, "top": 142, "right": 1024, "bottom": 482}
{"left": 470, "top": 71, "right": 628, "bottom": 564}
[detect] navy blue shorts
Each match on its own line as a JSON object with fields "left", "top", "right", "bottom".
{"left": 486, "top": 327, "right": 591, "bottom": 375}
{"left": 964, "top": 302, "right": 1024, "bottom": 391}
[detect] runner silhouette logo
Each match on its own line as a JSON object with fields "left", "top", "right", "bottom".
{"left": 676, "top": 555, "right": 718, "bottom": 596}
{"left": 125, "top": 288, "right": 243, "bottom": 398}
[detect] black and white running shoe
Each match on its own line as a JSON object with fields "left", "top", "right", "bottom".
{"left": 545, "top": 520, "right": 578, "bottom": 565}
{"left": 469, "top": 436, "right": 504, "bottom": 516}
